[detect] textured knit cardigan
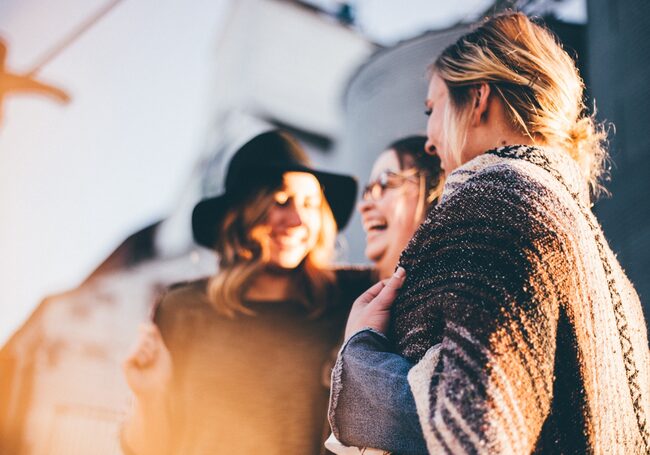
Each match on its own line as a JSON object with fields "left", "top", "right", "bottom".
{"left": 390, "top": 145, "right": 650, "bottom": 454}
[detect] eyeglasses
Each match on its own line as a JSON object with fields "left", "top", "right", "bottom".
{"left": 362, "top": 168, "right": 421, "bottom": 201}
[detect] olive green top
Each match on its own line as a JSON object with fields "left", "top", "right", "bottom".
{"left": 153, "top": 268, "right": 374, "bottom": 455}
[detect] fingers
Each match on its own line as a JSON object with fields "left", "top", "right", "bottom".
{"left": 354, "top": 280, "right": 387, "bottom": 306}
{"left": 124, "top": 323, "right": 164, "bottom": 369}
{"left": 343, "top": 267, "right": 407, "bottom": 340}
{"left": 134, "top": 344, "right": 154, "bottom": 368}
{"left": 385, "top": 266, "right": 406, "bottom": 290}
{"left": 368, "top": 267, "right": 406, "bottom": 312}
{"left": 139, "top": 322, "right": 162, "bottom": 339}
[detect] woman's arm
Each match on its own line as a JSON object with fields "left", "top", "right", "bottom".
{"left": 394, "top": 170, "right": 564, "bottom": 454}
{"left": 329, "top": 328, "right": 428, "bottom": 455}
{"left": 328, "top": 269, "right": 428, "bottom": 454}
{"left": 406, "top": 294, "right": 558, "bottom": 454}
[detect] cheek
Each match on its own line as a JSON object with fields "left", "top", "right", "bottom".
{"left": 397, "top": 204, "right": 418, "bottom": 229}
{"left": 305, "top": 212, "right": 322, "bottom": 241}
{"left": 251, "top": 225, "right": 273, "bottom": 251}
{"left": 373, "top": 196, "right": 397, "bottom": 225}
{"left": 264, "top": 207, "right": 280, "bottom": 229}
{"left": 389, "top": 193, "right": 420, "bottom": 234}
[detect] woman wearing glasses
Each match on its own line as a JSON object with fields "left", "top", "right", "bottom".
{"left": 359, "top": 136, "right": 444, "bottom": 281}
{"left": 325, "top": 136, "right": 444, "bottom": 455}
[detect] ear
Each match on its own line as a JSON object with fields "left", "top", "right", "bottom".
{"left": 470, "top": 83, "right": 491, "bottom": 126}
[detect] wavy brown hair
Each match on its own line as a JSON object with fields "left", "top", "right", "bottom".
{"left": 206, "top": 179, "right": 337, "bottom": 318}
{"left": 433, "top": 12, "right": 609, "bottom": 197}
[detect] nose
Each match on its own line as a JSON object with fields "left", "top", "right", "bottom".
{"left": 284, "top": 201, "right": 304, "bottom": 228}
{"left": 358, "top": 197, "right": 375, "bottom": 216}
{"left": 424, "top": 138, "right": 436, "bottom": 156}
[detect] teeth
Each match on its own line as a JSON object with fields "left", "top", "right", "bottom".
{"left": 274, "top": 235, "right": 305, "bottom": 246}
{"left": 366, "top": 220, "right": 388, "bottom": 230}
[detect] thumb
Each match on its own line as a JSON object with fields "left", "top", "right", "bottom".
{"left": 369, "top": 267, "right": 406, "bottom": 311}
{"left": 386, "top": 266, "right": 406, "bottom": 290}
{"left": 141, "top": 322, "right": 165, "bottom": 345}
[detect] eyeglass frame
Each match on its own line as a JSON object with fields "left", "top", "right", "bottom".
{"left": 361, "top": 168, "right": 422, "bottom": 201}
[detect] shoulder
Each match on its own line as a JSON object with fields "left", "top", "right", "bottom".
{"left": 440, "top": 148, "right": 579, "bottom": 219}
{"left": 454, "top": 158, "right": 545, "bottom": 200}
{"left": 404, "top": 158, "right": 568, "bottom": 272}
{"left": 153, "top": 278, "right": 211, "bottom": 328}
{"left": 165, "top": 278, "right": 209, "bottom": 300}
{"left": 431, "top": 157, "right": 564, "bottom": 236}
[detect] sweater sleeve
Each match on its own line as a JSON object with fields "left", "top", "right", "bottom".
{"left": 398, "top": 167, "right": 568, "bottom": 454}
{"left": 328, "top": 329, "right": 428, "bottom": 455}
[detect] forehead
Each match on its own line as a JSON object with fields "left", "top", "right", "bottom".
{"left": 370, "top": 150, "right": 400, "bottom": 179}
{"left": 281, "top": 171, "right": 321, "bottom": 195}
{"left": 426, "top": 72, "right": 448, "bottom": 101}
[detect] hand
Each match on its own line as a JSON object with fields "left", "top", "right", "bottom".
{"left": 344, "top": 267, "right": 406, "bottom": 340}
{"left": 123, "top": 323, "right": 173, "bottom": 399}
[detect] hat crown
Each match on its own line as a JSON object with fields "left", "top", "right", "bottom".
{"left": 224, "top": 131, "right": 308, "bottom": 191}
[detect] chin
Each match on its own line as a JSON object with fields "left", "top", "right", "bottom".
{"left": 365, "top": 246, "right": 385, "bottom": 265}
{"left": 364, "top": 251, "right": 381, "bottom": 264}
{"left": 273, "top": 253, "right": 308, "bottom": 270}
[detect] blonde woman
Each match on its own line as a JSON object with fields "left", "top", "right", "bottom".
{"left": 121, "top": 131, "right": 373, "bottom": 455}
{"left": 331, "top": 13, "right": 650, "bottom": 454}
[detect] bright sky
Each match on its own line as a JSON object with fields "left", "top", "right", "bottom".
{"left": 0, "top": 0, "right": 230, "bottom": 346}
{"left": 303, "top": 0, "right": 586, "bottom": 45}
{"left": 0, "top": 0, "right": 586, "bottom": 347}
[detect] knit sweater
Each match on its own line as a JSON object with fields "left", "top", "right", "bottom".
{"left": 390, "top": 145, "right": 650, "bottom": 454}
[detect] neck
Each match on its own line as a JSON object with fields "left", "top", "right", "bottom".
{"left": 490, "top": 124, "right": 537, "bottom": 150}
{"left": 462, "top": 95, "right": 539, "bottom": 165}
{"left": 464, "top": 128, "right": 536, "bottom": 165}
{"left": 244, "top": 267, "right": 297, "bottom": 301}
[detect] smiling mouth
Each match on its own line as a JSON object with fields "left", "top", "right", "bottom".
{"left": 273, "top": 235, "right": 307, "bottom": 247}
{"left": 365, "top": 220, "right": 388, "bottom": 232}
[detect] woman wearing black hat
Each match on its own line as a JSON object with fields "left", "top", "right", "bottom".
{"left": 120, "top": 131, "right": 373, "bottom": 455}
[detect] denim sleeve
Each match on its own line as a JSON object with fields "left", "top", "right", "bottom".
{"left": 328, "top": 329, "right": 428, "bottom": 455}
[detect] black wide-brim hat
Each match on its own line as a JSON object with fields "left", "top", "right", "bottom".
{"left": 192, "top": 130, "right": 357, "bottom": 249}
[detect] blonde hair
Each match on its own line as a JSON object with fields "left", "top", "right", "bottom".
{"left": 207, "top": 181, "right": 337, "bottom": 318}
{"left": 434, "top": 12, "right": 609, "bottom": 197}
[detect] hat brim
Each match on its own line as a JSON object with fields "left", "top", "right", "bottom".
{"left": 192, "top": 165, "right": 357, "bottom": 249}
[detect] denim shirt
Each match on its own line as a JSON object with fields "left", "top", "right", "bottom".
{"left": 328, "top": 329, "right": 428, "bottom": 455}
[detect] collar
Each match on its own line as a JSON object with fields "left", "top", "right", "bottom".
{"left": 442, "top": 145, "right": 590, "bottom": 206}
